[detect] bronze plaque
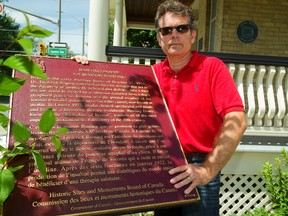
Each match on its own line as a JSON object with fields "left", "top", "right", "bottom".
{"left": 4, "top": 57, "right": 199, "bottom": 216}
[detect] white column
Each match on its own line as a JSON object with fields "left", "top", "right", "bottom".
{"left": 113, "top": 0, "right": 123, "bottom": 46}
{"left": 88, "top": 0, "right": 109, "bottom": 61}
{"left": 122, "top": 2, "right": 127, "bottom": 46}
{"left": 122, "top": 28, "right": 127, "bottom": 46}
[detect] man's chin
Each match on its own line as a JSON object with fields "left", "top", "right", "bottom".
{"left": 167, "top": 48, "right": 182, "bottom": 56}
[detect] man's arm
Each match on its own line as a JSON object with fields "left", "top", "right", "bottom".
{"left": 169, "top": 111, "right": 247, "bottom": 194}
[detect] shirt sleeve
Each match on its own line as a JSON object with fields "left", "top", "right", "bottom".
{"left": 209, "top": 57, "right": 245, "bottom": 118}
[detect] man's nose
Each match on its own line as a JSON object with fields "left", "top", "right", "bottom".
{"left": 171, "top": 28, "right": 179, "bottom": 37}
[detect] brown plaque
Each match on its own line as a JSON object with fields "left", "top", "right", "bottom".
{"left": 4, "top": 57, "right": 199, "bottom": 216}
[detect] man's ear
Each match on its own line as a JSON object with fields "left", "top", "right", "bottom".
{"left": 156, "top": 33, "right": 162, "bottom": 47}
{"left": 191, "top": 30, "right": 197, "bottom": 44}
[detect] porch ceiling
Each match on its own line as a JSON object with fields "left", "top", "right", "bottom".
{"left": 125, "top": 0, "right": 196, "bottom": 28}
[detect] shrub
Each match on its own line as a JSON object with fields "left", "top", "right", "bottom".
{"left": 261, "top": 148, "right": 288, "bottom": 215}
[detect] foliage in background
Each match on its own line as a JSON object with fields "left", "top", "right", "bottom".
{"left": 0, "top": 13, "right": 22, "bottom": 76}
{"left": 108, "top": 20, "right": 158, "bottom": 48}
{"left": 0, "top": 13, "right": 22, "bottom": 56}
{"left": 261, "top": 148, "right": 288, "bottom": 215}
{"left": 127, "top": 29, "right": 159, "bottom": 48}
{"left": 238, "top": 208, "right": 270, "bottom": 216}
{"left": 0, "top": 13, "right": 68, "bottom": 206}
{"left": 108, "top": 20, "right": 114, "bottom": 46}
{"left": 240, "top": 148, "right": 288, "bottom": 216}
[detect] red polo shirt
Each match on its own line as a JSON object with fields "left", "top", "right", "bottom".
{"left": 153, "top": 51, "right": 244, "bottom": 154}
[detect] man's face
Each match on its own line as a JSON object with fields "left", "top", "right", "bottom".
{"left": 157, "top": 12, "right": 196, "bottom": 57}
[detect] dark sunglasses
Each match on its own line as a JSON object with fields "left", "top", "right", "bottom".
{"left": 158, "top": 24, "right": 191, "bottom": 36}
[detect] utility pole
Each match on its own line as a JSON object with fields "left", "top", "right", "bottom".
{"left": 82, "top": 18, "right": 85, "bottom": 55}
{"left": 58, "top": 0, "right": 61, "bottom": 42}
{"left": 62, "top": 10, "right": 86, "bottom": 55}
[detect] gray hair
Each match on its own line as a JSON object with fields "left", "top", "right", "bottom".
{"left": 154, "top": 0, "right": 195, "bottom": 30}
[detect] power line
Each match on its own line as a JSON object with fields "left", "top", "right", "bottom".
{"left": 3, "top": 5, "right": 57, "bottom": 25}
{"left": 4, "top": 2, "right": 61, "bottom": 42}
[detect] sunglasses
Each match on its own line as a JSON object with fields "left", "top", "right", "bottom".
{"left": 158, "top": 24, "right": 191, "bottom": 36}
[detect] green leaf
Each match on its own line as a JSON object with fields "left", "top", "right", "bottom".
{"left": 0, "top": 148, "right": 10, "bottom": 164}
{"left": 31, "top": 150, "right": 46, "bottom": 179}
{"left": 17, "top": 26, "right": 29, "bottom": 39}
{"left": 0, "top": 155, "right": 8, "bottom": 165}
{"left": 0, "top": 145, "right": 7, "bottom": 152}
{"left": 23, "top": 13, "right": 30, "bottom": 27}
{"left": 0, "top": 169, "right": 15, "bottom": 205}
{"left": 28, "top": 25, "right": 54, "bottom": 38}
{"left": 8, "top": 165, "right": 25, "bottom": 173}
{"left": 9, "top": 143, "right": 30, "bottom": 156}
{"left": 0, "top": 113, "right": 9, "bottom": 130}
{"left": 55, "top": 127, "right": 69, "bottom": 135}
{"left": 0, "top": 59, "right": 3, "bottom": 64}
{"left": 17, "top": 14, "right": 53, "bottom": 39}
{"left": 19, "top": 25, "right": 53, "bottom": 39}
{"left": 3, "top": 56, "right": 47, "bottom": 79}
{"left": 0, "top": 74, "right": 26, "bottom": 96}
{"left": 18, "top": 38, "right": 33, "bottom": 56}
{"left": 0, "top": 105, "right": 10, "bottom": 130}
{"left": 16, "top": 14, "right": 31, "bottom": 39}
{"left": 0, "top": 105, "right": 11, "bottom": 112}
{"left": 51, "top": 136, "right": 62, "bottom": 160}
{"left": 12, "top": 121, "right": 31, "bottom": 143}
{"left": 38, "top": 108, "right": 56, "bottom": 133}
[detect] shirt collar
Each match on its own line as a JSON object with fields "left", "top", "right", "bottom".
{"left": 162, "top": 51, "right": 200, "bottom": 74}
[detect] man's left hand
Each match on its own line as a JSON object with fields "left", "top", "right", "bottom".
{"left": 169, "top": 164, "right": 210, "bottom": 194}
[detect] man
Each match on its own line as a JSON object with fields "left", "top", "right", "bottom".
{"left": 152, "top": 0, "right": 247, "bottom": 215}
{"left": 73, "top": 1, "right": 246, "bottom": 215}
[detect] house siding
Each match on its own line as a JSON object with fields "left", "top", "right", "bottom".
{"left": 197, "top": 0, "right": 288, "bottom": 56}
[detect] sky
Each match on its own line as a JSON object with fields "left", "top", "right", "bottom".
{"left": 4, "top": 0, "right": 90, "bottom": 55}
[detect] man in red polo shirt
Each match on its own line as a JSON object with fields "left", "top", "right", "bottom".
{"left": 72, "top": 1, "right": 247, "bottom": 215}
{"left": 153, "top": 1, "right": 247, "bottom": 215}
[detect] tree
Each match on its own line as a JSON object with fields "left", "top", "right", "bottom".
{"left": 0, "top": 7, "right": 23, "bottom": 102}
{"left": 108, "top": 21, "right": 159, "bottom": 48}
{"left": 127, "top": 29, "right": 159, "bottom": 48}
{"left": 0, "top": 13, "right": 23, "bottom": 74}
{"left": 108, "top": 21, "right": 114, "bottom": 45}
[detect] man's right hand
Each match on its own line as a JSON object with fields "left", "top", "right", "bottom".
{"left": 71, "top": 55, "right": 89, "bottom": 65}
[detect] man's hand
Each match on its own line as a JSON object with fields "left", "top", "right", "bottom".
{"left": 169, "top": 164, "right": 210, "bottom": 195}
{"left": 71, "top": 55, "right": 89, "bottom": 65}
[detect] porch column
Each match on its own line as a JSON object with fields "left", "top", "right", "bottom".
{"left": 88, "top": 0, "right": 109, "bottom": 61}
{"left": 113, "top": 0, "right": 123, "bottom": 46}
{"left": 122, "top": 1, "right": 127, "bottom": 46}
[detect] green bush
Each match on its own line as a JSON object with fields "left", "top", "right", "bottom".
{"left": 241, "top": 207, "right": 271, "bottom": 216}
{"left": 241, "top": 148, "right": 288, "bottom": 216}
{"left": 261, "top": 148, "right": 288, "bottom": 215}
